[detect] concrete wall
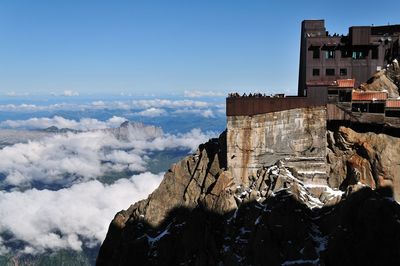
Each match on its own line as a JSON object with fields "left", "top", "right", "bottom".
{"left": 227, "top": 107, "right": 327, "bottom": 185}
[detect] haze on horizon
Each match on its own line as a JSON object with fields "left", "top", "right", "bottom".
{"left": 0, "top": 0, "right": 399, "bottom": 96}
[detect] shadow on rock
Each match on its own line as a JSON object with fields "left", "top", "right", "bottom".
{"left": 97, "top": 186, "right": 400, "bottom": 266}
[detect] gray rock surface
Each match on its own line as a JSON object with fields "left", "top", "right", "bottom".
{"left": 227, "top": 107, "right": 327, "bottom": 186}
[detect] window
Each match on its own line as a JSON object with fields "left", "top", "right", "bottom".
{"left": 372, "top": 47, "right": 379, "bottom": 59}
{"left": 312, "top": 49, "right": 320, "bottom": 59}
{"left": 341, "top": 49, "right": 351, "bottom": 58}
{"left": 352, "top": 51, "right": 367, "bottom": 59}
{"left": 368, "top": 103, "right": 385, "bottom": 113}
{"left": 340, "top": 68, "right": 347, "bottom": 76}
{"left": 386, "top": 110, "right": 400, "bottom": 117}
{"left": 326, "top": 68, "right": 335, "bottom": 76}
{"left": 339, "top": 91, "right": 352, "bottom": 102}
{"left": 312, "top": 69, "right": 320, "bottom": 76}
{"left": 325, "top": 50, "right": 335, "bottom": 59}
{"left": 352, "top": 103, "right": 368, "bottom": 112}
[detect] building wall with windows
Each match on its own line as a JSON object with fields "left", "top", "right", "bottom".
{"left": 298, "top": 20, "right": 400, "bottom": 97}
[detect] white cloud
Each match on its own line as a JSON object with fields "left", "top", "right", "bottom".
{"left": 183, "top": 90, "right": 224, "bottom": 98}
{"left": 153, "top": 128, "right": 213, "bottom": 150}
{"left": 0, "top": 129, "right": 152, "bottom": 187}
{"left": 0, "top": 113, "right": 218, "bottom": 256}
{"left": 62, "top": 90, "right": 79, "bottom": 97}
{"left": 0, "top": 116, "right": 127, "bottom": 130}
{"left": 0, "top": 122, "right": 215, "bottom": 188}
{"left": 116, "top": 128, "right": 214, "bottom": 152}
{"left": 131, "top": 99, "right": 209, "bottom": 109}
{"left": 0, "top": 103, "right": 73, "bottom": 112}
{"left": 202, "top": 109, "right": 214, "bottom": 118}
{"left": 91, "top": 100, "right": 105, "bottom": 106}
{"left": 0, "top": 98, "right": 221, "bottom": 113}
{"left": 135, "top": 107, "right": 166, "bottom": 117}
{"left": 5, "top": 91, "right": 30, "bottom": 97}
{"left": 173, "top": 108, "right": 215, "bottom": 118}
{"left": 0, "top": 172, "right": 163, "bottom": 255}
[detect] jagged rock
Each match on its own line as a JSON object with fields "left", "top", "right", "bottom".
{"left": 359, "top": 60, "right": 400, "bottom": 98}
{"left": 327, "top": 126, "right": 400, "bottom": 200}
{"left": 203, "top": 171, "right": 237, "bottom": 214}
{"left": 110, "top": 121, "right": 163, "bottom": 141}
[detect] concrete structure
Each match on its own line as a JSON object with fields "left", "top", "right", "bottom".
{"left": 298, "top": 20, "right": 400, "bottom": 97}
{"left": 227, "top": 107, "right": 327, "bottom": 185}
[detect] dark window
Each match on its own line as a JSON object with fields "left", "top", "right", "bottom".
{"left": 352, "top": 102, "right": 385, "bottom": 113}
{"left": 352, "top": 103, "right": 368, "bottom": 112}
{"left": 372, "top": 47, "right": 379, "bottom": 59}
{"left": 386, "top": 110, "right": 400, "bottom": 117}
{"left": 339, "top": 90, "right": 352, "bottom": 102}
{"left": 341, "top": 49, "right": 351, "bottom": 58}
{"left": 325, "top": 50, "right": 335, "bottom": 59}
{"left": 340, "top": 68, "right": 347, "bottom": 76}
{"left": 312, "top": 69, "right": 320, "bottom": 76}
{"left": 312, "top": 49, "right": 320, "bottom": 59}
{"left": 328, "top": 90, "right": 338, "bottom": 95}
{"left": 368, "top": 103, "right": 385, "bottom": 113}
{"left": 326, "top": 68, "right": 335, "bottom": 76}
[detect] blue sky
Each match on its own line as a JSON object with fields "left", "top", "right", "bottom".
{"left": 0, "top": 0, "right": 399, "bottom": 96}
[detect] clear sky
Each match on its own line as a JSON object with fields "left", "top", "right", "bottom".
{"left": 1, "top": 0, "right": 399, "bottom": 96}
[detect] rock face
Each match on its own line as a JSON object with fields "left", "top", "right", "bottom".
{"left": 227, "top": 107, "right": 327, "bottom": 185}
{"left": 97, "top": 124, "right": 400, "bottom": 266}
{"left": 359, "top": 59, "right": 400, "bottom": 98}
{"left": 327, "top": 125, "right": 400, "bottom": 200}
{"left": 110, "top": 121, "right": 164, "bottom": 141}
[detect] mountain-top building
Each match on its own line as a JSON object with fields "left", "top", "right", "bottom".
{"left": 298, "top": 19, "right": 400, "bottom": 97}
{"left": 226, "top": 19, "right": 400, "bottom": 186}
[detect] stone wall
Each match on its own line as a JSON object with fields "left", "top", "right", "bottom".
{"left": 227, "top": 107, "right": 327, "bottom": 185}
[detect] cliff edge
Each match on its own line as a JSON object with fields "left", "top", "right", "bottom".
{"left": 97, "top": 125, "right": 400, "bottom": 266}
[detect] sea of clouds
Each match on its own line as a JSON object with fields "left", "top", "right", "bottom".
{"left": 0, "top": 114, "right": 218, "bottom": 255}
{"left": 0, "top": 172, "right": 163, "bottom": 254}
{"left": 0, "top": 98, "right": 224, "bottom": 119}
{"left": 0, "top": 116, "right": 127, "bottom": 131}
{"left": 0, "top": 117, "right": 214, "bottom": 188}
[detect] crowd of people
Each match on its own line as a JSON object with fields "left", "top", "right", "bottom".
{"left": 228, "top": 92, "right": 285, "bottom": 98}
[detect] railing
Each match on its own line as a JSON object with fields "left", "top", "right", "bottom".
{"left": 226, "top": 88, "right": 327, "bottom": 116}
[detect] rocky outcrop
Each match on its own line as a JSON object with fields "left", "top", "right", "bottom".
{"left": 359, "top": 59, "right": 400, "bottom": 98}
{"left": 327, "top": 126, "right": 400, "bottom": 200}
{"left": 97, "top": 132, "right": 230, "bottom": 264}
{"left": 97, "top": 124, "right": 400, "bottom": 266}
{"left": 109, "top": 121, "right": 163, "bottom": 141}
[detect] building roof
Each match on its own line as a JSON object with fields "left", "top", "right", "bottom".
{"left": 336, "top": 79, "right": 355, "bottom": 88}
{"left": 386, "top": 99, "right": 400, "bottom": 108}
{"left": 352, "top": 91, "right": 388, "bottom": 101}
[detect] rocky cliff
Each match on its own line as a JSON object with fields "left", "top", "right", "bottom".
{"left": 97, "top": 123, "right": 400, "bottom": 266}
{"left": 359, "top": 59, "right": 400, "bottom": 98}
{"left": 327, "top": 125, "right": 400, "bottom": 200}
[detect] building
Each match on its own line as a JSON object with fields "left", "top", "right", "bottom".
{"left": 226, "top": 20, "right": 400, "bottom": 185}
{"left": 298, "top": 20, "right": 400, "bottom": 97}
